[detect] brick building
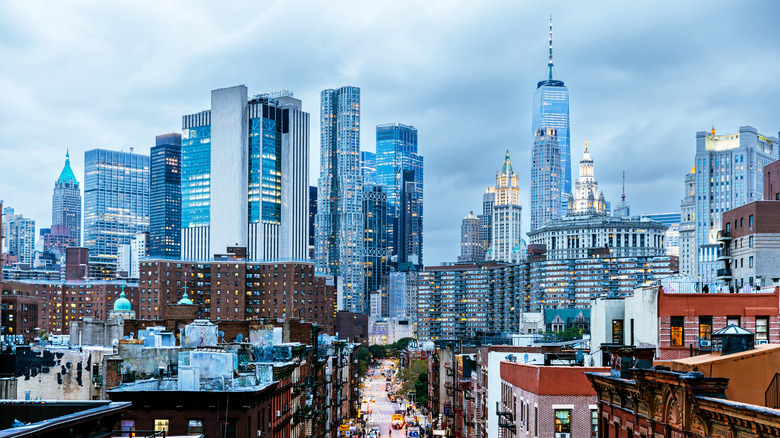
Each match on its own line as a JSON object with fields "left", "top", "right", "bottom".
{"left": 499, "top": 361, "right": 609, "bottom": 438}
{"left": 718, "top": 201, "right": 780, "bottom": 290}
{"left": 0, "top": 294, "right": 41, "bottom": 341}
{"left": 587, "top": 343, "right": 780, "bottom": 438}
{"left": 138, "top": 258, "right": 336, "bottom": 334}
{"left": 1, "top": 280, "right": 139, "bottom": 335}
{"left": 591, "top": 284, "right": 780, "bottom": 364}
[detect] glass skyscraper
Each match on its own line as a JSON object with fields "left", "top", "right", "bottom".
{"left": 363, "top": 183, "right": 389, "bottom": 315}
{"left": 181, "top": 85, "right": 310, "bottom": 261}
{"left": 530, "top": 128, "right": 561, "bottom": 230}
{"left": 83, "top": 149, "right": 150, "bottom": 278}
{"left": 375, "top": 123, "right": 423, "bottom": 266}
{"left": 149, "top": 133, "right": 182, "bottom": 258}
{"left": 532, "top": 17, "right": 570, "bottom": 217}
{"left": 316, "top": 86, "right": 364, "bottom": 313}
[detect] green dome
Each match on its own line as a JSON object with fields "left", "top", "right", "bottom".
{"left": 113, "top": 290, "right": 132, "bottom": 311}
{"left": 177, "top": 290, "right": 193, "bottom": 305}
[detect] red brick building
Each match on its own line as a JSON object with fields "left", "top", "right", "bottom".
{"left": 139, "top": 259, "right": 336, "bottom": 334}
{"left": 1, "top": 280, "right": 139, "bottom": 335}
{"left": 500, "top": 362, "right": 609, "bottom": 438}
{"left": 0, "top": 294, "right": 41, "bottom": 340}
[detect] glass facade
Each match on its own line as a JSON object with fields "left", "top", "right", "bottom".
{"left": 316, "top": 86, "right": 365, "bottom": 312}
{"left": 181, "top": 125, "right": 211, "bottom": 228}
{"left": 149, "top": 133, "right": 182, "bottom": 258}
{"left": 530, "top": 128, "right": 561, "bottom": 230}
{"left": 375, "top": 123, "right": 423, "bottom": 266}
{"left": 532, "top": 83, "right": 570, "bottom": 216}
{"left": 249, "top": 112, "right": 283, "bottom": 225}
{"left": 83, "top": 149, "right": 150, "bottom": 275}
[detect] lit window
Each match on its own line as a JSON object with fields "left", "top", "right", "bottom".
{"left": 554, "top": 409, "right": 571, "bottom": 434}
{"left": 670, "top": 317, "right": 684, "bottom": 346}
{"left": 154, "top": 419, "right": 169, "bottom": 432}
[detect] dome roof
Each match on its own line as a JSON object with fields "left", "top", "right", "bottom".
{"left": 113, "top": 290, "right": 132, "bottom": 311}
{"left": 177, "top": 290, "right": 194, "bottom": 305}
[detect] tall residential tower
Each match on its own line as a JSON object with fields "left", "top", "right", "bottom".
{"left": 316, "top": 86, "right": 364, "bottom": 313}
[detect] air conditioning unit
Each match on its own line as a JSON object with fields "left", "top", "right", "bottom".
{"left": 555, "top": 434, "right": 570, "bottom": 438}
{"left": 699, "top": 340, "right": 710, "bottom": 347}
{"left": 276, "top": 410, "right": 281, "bottom": 418}
{"left": 757, "top": 339, "right": 769, "bottom": 345}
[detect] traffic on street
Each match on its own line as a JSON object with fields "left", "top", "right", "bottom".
{"left": 342, "top": 359, "right": 431, "bottom": 438}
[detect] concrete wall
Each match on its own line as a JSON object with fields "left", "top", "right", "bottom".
{"left": 13, "top": 346, "right": 113, "bottom": 400}
{"left": 624, "top": 287, "right": 660, "bottom": 350}
{"left": 116, "top": 341, "right": 180, "bottom": 378}
{"left": 590, "top": 297, "right": 626, "bottom": 366}
{"left": 70, "top": 317, "right": 124, "bottom": 347}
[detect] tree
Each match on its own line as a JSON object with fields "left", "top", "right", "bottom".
{"left": 399, "top": 359, "right": 428, "bottom": 396}
{"left": 414, "top": 372, "right": 428, "bottom": 406}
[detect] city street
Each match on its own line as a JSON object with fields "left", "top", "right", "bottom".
{"left": 359, "top": 359, "right": 425, "bottom": 438}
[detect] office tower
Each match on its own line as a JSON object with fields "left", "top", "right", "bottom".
{"left": 181, "top": 85, "right": 310, "bottom": 260}
{"left": 316, "top": 86, "right": 364, "bottom": 313}
{"left": 613, "top": 171, "right": 631, "bottom": 218}
{"left": 686, "top": 126, "right": 779, "bottom": 284}
{"left": 2, "top": 207, "right": 36, "bottom": 264}
{"left": 360, "top": 151, "right": 377, "bottom": 185}
{"left": 308, "top": 186, "right": 317, "bottom": 259}
{"left": 458, "top": 211, "right": 482, "bottom": 263}
{"left": 363, "top": 184, "right": 389, "bottom": 315}
{"left": 478, "top": 188, "right": 495, "bottom": 261}
{"left": 149, "top": 133, "right": 182, "bottom": 258}
{"left": 530, "top": 127, "right": 561, "bottom": 230}
{"left": 47, "top": 151, "right": 81, "bottom": 255}
{"left": 375, "top": 123, "right": 423, "bottom": 266}
{"left": 642, "top": 212, "right": 681, "bottom": 257}
{"left": 679, "top": 171, "right": 696, "bottom": 276}
{"left": 83, "top": 149, "right": 150, "bottom": 278}
{"left": 568, "top": 141, "right": 607, "bottom": 215}
{"left": 532, "top": 17, "right": 570, "bottom": 216}
{"left": 486, "top": 151, "right": 523, "bottom": 263}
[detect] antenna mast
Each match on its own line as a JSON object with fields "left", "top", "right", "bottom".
{"left": 621, "top": 171, "right": 626, "bottom": 202}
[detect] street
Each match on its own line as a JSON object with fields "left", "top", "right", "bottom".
{"left": 358, "top": 359, "right": 425, "bottom": 438}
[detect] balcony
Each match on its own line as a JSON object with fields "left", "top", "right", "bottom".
{"left": 717, "top": 229, "right": 731, "bottom": 242}
{"left": 716, "top": 268, "right": 732, "bottom": 281}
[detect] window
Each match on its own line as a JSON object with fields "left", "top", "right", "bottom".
{"left": 119, "top": 420, "right": 135, "bottom": 437}
{"left": 154, "top": 419, "right": 169, "bottom": 433}
{"left": 749, "top": 256, "right": 754, "bottom": 268}
{"left": 727, "top": 316, "right": 740, "bottom": 327}
{"left": 188, "top": 419, "right": 204, "bottom": 434}
{"left": 612, "top": 320, "right": 624, "bottom": 344}
{"left": 591, "top": 409, "right": 598, "bottom": 437}
{"left": 749, "top": 215, "right": 754, "bottom": 227}
{"left": 699, "top": 316, "right": 712, "bottom": 342}
{"left": 670, "top": 316, "right": 684, "bottom": 346}
{"left": 554, "top": 409, "right": 572, "bottom": 435}
{"left": 749, "top": 236, "right": 754, "bottom": 247}
{"left": 756, "top": 317, "right": 769, "bottom": 342}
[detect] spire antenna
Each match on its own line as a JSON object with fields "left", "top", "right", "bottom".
{"left": 621, "top": 170, "right": 626, "bottom": 202}
{"left": 548, "top": 14, "right": 554, "bottom": 81}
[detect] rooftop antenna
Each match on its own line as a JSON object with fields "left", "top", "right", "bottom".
{"left": 548, "top": 14, "right": 554, "bottom": 81}
{"left": 621, "top": 170, "right": 626, "bottom": 202}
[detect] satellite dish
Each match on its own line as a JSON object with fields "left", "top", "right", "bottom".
{"left": 219, "top": 331, "right": 225, "bottom": 337}
{"left": 235, "top": 333, "right": 244, "bottom": 343}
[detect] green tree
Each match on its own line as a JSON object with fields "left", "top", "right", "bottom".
{"left": 414, "top": 372, "right": 428, "bottom": 406}
{"left": 399, "top": 359, "right": 428, "bottom": 396}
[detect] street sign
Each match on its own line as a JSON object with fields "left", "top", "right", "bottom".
{"left": 409, "top": 427, "right": 420, "bottom": 438}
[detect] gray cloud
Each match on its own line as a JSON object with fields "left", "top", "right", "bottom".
{"left": 1, "top": 0, "right": 778, "bottom": 265}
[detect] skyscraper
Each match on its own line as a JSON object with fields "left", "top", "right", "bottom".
{"left": 83, "top": 149, "right": 150, "bottom": 278}
{"left": 375, "top": 123, "right": 423, "bottom": 267}
{"left": 181, "top": 85, "right": 310, "bottom": 261}
{"left": 149, "top": 133, "right": 181, "bottom": 258}
{"left": 2, "top": 207, "right": 36, "bottom": 265}
{"left": 363, "top": 183, "right": 389, "bottom": 315}
{"left": 458, "top": 211, "right": 482, "bottom": 263}
{"left": 686, "top": 126, "right": 779, "bottom": 284}
{"left": 530, "top": 127, "right": 561, "bottom": 230}
{"left": 308, "top": 186, "right": 317, "bottom": 259}
{"left": 487, "top": 152, "right": 523, "bottom": 263}
{"left": 478, "top": 188, "right": 495, "bottom": 262}
{"left": 316, "top": 86, "right": 364, "bottom": 313}
{"left": 360, "top": 151, "right": 377, "bottom": 185}
{"left": 48, "top": 151, "right": 81, "bottom": 255}
{"left": 532, "top": 16, "right": 570, "bottom": 216}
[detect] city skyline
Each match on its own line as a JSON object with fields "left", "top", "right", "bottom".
{"left": 1, "top": 2, "right": 779, "bottom": 265}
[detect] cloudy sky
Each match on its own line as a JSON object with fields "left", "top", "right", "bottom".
{"left": 1, "top": 1, "right": 779, "bottom": 265}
